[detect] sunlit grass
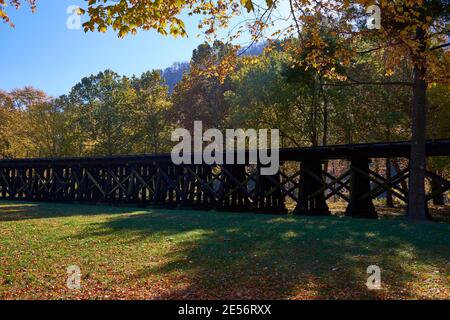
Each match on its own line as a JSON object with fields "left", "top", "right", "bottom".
{"left": 0, "top": 200, "right": 449, "bottom": 300}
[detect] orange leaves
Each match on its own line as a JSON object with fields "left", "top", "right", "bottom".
{"left": 0, "top": 0, "right": 37, "bottom": 27}
{"left": 194, "top": 50, "right": 238, "bottom": 84}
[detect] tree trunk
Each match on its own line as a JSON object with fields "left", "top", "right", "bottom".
{"left": 407, "top": 27, "right": 429, "bottom": 221}
{"left": 386, "top": 158, "right": 394, "bottom": 207}
{"left": 431, "top": 169, "right": 445, "bottom": 206}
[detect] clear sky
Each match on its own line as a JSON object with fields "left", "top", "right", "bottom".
{"left": 0, "top": 0, "right": 214, "bottom": 97}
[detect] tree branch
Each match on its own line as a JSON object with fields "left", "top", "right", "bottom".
{"left": 321, "top": 81, "right": 413, "bottom": 87}
{"left": 289, "top": 0, "right": 302, "bottom": 40}
{"left": 429, "top": 42, "right": 450, "bottom": 51}
{"left": 321, "top": 74, "right": 413, "bottom": 87}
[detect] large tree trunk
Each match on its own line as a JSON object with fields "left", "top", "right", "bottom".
{"left": 407, "top": 27, "right": 429, "bottom": 221}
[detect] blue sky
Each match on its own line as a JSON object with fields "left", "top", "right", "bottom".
{"left": 0, "top": 0, "right": 215, "bottom": 97}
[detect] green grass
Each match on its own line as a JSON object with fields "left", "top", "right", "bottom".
{"left": 0, "top": 200, "right": 449, "bottom": 299}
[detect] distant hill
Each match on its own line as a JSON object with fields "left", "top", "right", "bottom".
{"left": 160, "top": 62, "right": 190, "bottom": 93}
{"left": 238, "top": 42, "right": 265, "bottom": 56}
{"left": 160, "top": 42, "right": 266, "bottom": 93}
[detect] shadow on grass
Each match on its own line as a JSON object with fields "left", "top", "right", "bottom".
{"left": 0, "top": 200, "right": 132, "bottom": 221}
{"left": 73, "top": 209, "right": 450, "bottom": 299}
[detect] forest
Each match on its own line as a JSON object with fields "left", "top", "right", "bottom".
{"left": 1, "top": 38, "right": 448, "bottom": 157}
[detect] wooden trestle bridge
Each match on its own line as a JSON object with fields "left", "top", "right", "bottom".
{"left": 0, "top": 139, "right": 449, "bottom": 219}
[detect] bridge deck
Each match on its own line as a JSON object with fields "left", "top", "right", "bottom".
{"left": 0, "top": 139, "right": 449, "bottom": 166}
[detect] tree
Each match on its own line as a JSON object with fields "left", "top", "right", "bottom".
{"left": 227, "top": 48, "right": 329, "bottom": 147}
{"left": 0, "top": 90, "right": 15, "bottom": 158}
{"left": 65, "top": 70, "right": 136, "bottom": 156}
{"left": 131, "top": 71, "right": 173, "bottom": 153}
{"left": 0, "top": 87, "right": 50, "bottom": 158}
{"left": 61, "top": 69, "right": 174, "bottom": 156}
{"left": 25, "top": 100, "right": 67, "bottom": 158}
{"left": 172, "top": 41, "right": 235, "bottom": 131}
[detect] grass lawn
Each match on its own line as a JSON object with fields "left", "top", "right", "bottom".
{"left": 0, "top": 200, "right": 449, "bottom": 300}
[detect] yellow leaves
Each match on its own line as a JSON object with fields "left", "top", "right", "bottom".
{"left": 385, "top": 68, "right": 394, "bottom": 77}
{"left": 80, "top": 0, "right": 190, "bottom": 38}
{"left": 248, "top": 57, "right": 259, "bottom": 65}
{"left": 118, "top": 26, "right": 129, "bottom": 38}
{"left": 190, "top": 45, "right": 240, "bottom": 84}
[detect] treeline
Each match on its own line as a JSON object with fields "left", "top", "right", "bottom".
{"left": 0, "top": 40, "right": 448, "bottom": 160}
